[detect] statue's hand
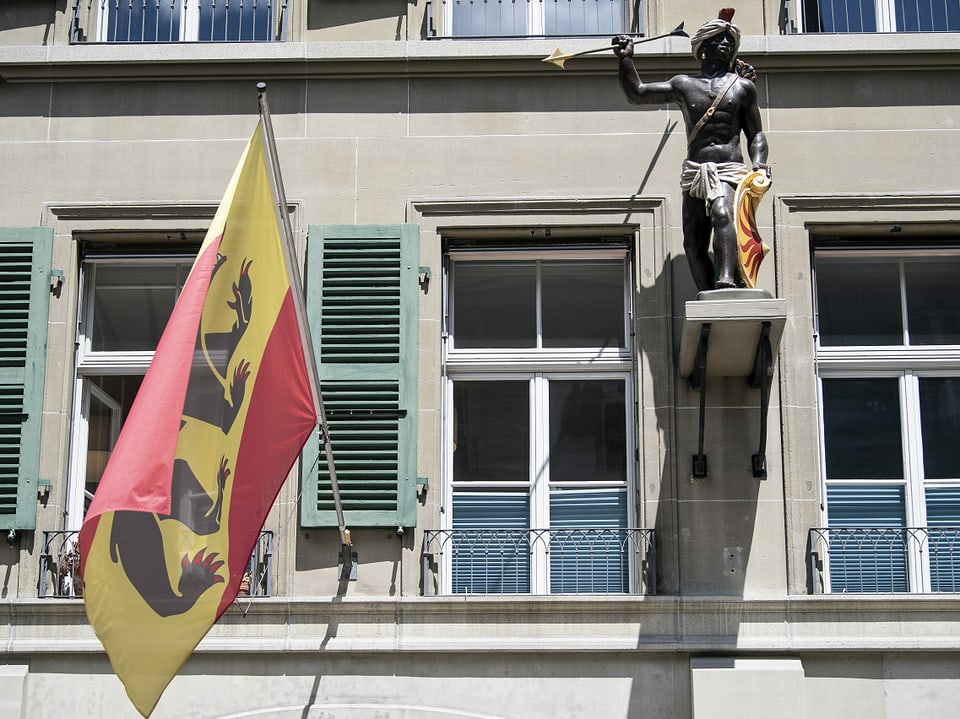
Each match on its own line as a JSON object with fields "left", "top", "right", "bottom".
{"left": 612, "top": 35, "right": 633, "bottom": 58}
{"left": 753, "top": 162, "right": 772, "bottom": 179}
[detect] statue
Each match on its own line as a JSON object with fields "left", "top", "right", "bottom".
{"left": 613, "top": 9, "right": 771, "bottom": 292}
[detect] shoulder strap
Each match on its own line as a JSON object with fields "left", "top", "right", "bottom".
{"left": 687, "top": 74, "right": 738, "bottom": 147}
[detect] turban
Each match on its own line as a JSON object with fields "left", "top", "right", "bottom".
{"left": 691, "top": 18, "right": 741, "bottom": 70}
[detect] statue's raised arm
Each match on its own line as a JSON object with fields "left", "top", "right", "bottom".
{"left": 612, "top": 35, "right": 681, "bottom": 106}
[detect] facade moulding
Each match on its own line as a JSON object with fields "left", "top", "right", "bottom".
{"left": 4, "top": 596, "right": 960, "bottom": 654}
{"left": 2, "top": 35, "right": 960, "bottom": 83}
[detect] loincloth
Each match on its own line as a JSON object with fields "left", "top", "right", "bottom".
{"left": 680, "top": 160, "right": 749, "bottom": 212}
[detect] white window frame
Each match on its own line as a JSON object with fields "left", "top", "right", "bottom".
{"left": 65, "top": 254, "right": 194, "bottom": 530}
{"left": 94, "top": 0, "right": 273, "bottom": 42}
{"left": 441, "top": 0, "right": 630, "bottom": 37}
{"left": 798, "top": 0, "right": 958, "bottom": 33}
{"left": 814, "top": 246, "right": 960, "bottom": 593}
{"left": 440, "top": 246, "right": 638, "bottom": 594}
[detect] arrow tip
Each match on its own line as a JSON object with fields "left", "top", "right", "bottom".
{"left": 541, "top": 48, "right": 567, "bottom": 69}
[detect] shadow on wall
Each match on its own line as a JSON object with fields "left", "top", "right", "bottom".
{"left": 639, "top": 254, "right": 767, "bottom": 598}
{"left": 307, "top": 0, "right": 407, "bottom": 38}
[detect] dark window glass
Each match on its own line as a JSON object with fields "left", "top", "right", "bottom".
{"left": 549, "top": 380, "right": 626, "bottom": 483}
{"left": 453, "top": 381, "right": 529, "bottom": 483}
{"left": 452, "top": 262, "right": 536, "bottom": 348}
{"left": 919, "top": 377, "right": 960, "bottom": 480}
{"left": 822, "top": 377, "right": 903, "bottom": 479}
{"left": 816, "top": 257, "right": 902, "bottom": 346}
{"left": 904, "top": 257, "right": 960, "bottom": 345}
{"left": 541, "top": 260, "right": 625, "bottom": 348}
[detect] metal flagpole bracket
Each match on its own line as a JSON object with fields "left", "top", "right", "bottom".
{"left": 339, "top": 529, "right": 357, "bottom": 581}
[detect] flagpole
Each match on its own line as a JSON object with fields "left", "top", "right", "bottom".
{"left": 256, "top": 83, "right": 353, "bottom": 559}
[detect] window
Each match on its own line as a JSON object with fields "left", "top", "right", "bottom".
{"left": 71, "top": 0, "right": 281, "bottom": 43}
{"left": 67, "top": 254, "right": 194, "bottom": 528}
{"left": 814, "top": 246, "right": 960, "bottom": 592}
{"left": 440, "top": 247, "right": 640, "bottom": 594}
{"left": 801, "top": 0, "right": 960, "bottom": 32}
{"left": 441, "top": 0, "right": 630, "bottom": 37}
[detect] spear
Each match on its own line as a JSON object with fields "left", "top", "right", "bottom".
{"left": 541, "top": 22, "right": 688, "bottom": 69}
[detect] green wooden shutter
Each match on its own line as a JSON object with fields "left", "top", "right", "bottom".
{"left": 0, "top": 228, "right": 53, "bottom": 530}
{"left": 301, "top": 224, "right": 419, "bottom": 528}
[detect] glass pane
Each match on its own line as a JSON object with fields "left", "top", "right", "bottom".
{"left": 815, "top": 256, "right": 902, "bottom": 346}
{"left": 549, "top": 379, "right": 626, "bottom": 483}
{"left": 541, "top": 260, "right": 625, "bottom": 348}
{"left": 826, "top": 485, "right": 908, "bottom": 592}
{"left": 452, "top": 261, "right": 536, "bottom": 348}
{"left": 925, "top": 487, "right": 960, "bottom": 592}
{"left": 452, "top": 493, "right": 530, "bottom": 593}
{"left": 919, "top": 378, "right": 960, "bottom": 480}
{"left": 549, "top": 489, "right": 628, "bottom": 593}
{"left": 821, "top": 378, "right": 903, "bottom": 479}
{"left": 897, "top": 0, "right": 960, "bottom": 30}
{"left": 452, "top": 0, "right": 526, "bottom": 36}
{"left": 84, "top": 375, "right": 143, "bottom": 512}
{"left": 805, "top": 0, "right": 877, "bottom": 32}
{"left": 199, "top": 0, "right": 273, "bottom": 41}
{"left": 545, "top": 0, "right": 627, "bottom": 35}
{"left": 453, "top": 381, "right": 529, "bottom": 483}
{"left": 108, "top": 1, "right": 181, "bottom": 41}
{"left": 90, "top": 262, "right": 189, "bottom": 352}
{"left": 904, "top": 256, "right": 960, "bottom": 345}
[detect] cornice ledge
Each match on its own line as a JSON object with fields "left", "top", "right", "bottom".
{"left": 778, "top": 193, "right": 960, "bottom": 212}
{"left": 410, "top": 196, "right": 667, "bottom": 217}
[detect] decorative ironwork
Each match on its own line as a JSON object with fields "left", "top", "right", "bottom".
{"left": 422, "top": 527, "right": 656, "bottom": 595}
{"left": 38, "top": 529, "right": 275, "bottom": 598}
{"left": 70, "top": 0, "right": 288, "bottom": 43}
{"left": 808, "top": 526, "right": 960, "bottom": 593}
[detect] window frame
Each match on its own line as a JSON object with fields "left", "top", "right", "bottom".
{"left": 799, "top": 0, "right": 960, "bottom": 32}
{"left": 93, "top": 0, "right": 277, "bottom": 43}
{"left": 441, "top": 244, "right": 638, "bottom": 595}
{"left": 440, "top": 0, "right": 632, "bottom": 38}
{"left": 814, "top": 245, "right": 960, "bottom": 593}
{"left": 66, "top": 252, "right": 195, "bottom": 530}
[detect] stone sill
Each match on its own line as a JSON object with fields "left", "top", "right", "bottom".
{"left": 1, "top": 34, "right": 959, "bottom": 82}
{"left": 5, "top": 594, "right": 960, "bottom": 655}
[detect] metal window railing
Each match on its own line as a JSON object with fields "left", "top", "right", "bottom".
{"left": 428, "top": 0, "right": 636, "bottom": 38}
{"left": 422, "top": 527, "right": 656, "bottom": 595}
{"left": 796, "top": 0, "right": 960, "bottom": 33}
{"left": 808, "top": 526, "right": 960, "bottom": 593}
{"left": 39, "top": 529, "right": 275, "bottom": 598}
{"left": 70, "top": 0, "right": 288, "bottom": 43}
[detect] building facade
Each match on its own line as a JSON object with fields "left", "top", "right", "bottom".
{"left": 1, "top": 1, "right": 960, "bottom": 717}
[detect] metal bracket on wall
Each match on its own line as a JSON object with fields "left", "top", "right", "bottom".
{"left": 339, "top": 543, "right": 358, "bottom": 581}
{"left": 678, "top": 291, "right": 787, "bottom": 480}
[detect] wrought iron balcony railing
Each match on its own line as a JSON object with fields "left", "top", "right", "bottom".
{"left": 809, "top": 526, "right": 960, "bottom": 594}
{"left": 39, "top": 529, "right": 275, "bottom": 599}
{"left": 427, "top": 0, "right": 634, "bottom": 38}
{"left": 422, "top": 527, "right": 656, "bottom": 595}
{"left": 70, "top": 0, "right": 288, "bottom": 43}
{"left": 796, "top": 0, "right": 960, "bottom": 32}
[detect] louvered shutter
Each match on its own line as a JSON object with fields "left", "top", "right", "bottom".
{"left": 826, "top": 485, "right": 908, "bottom": 592}
{"left": 301, "top": 225, "right": 419, "bottom": 528}
{"left": 925, "top": 486, "right": 960, "bottom": 592}
{"left": 0, "top": 228, "right": 53, "bottom": 530}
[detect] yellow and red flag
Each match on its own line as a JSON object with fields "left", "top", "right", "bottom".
{"left": 734, "top": 169, "right": 772, "bottom": 289}
{"left": 79, "top": 121, "right": 318, "bottom": 717}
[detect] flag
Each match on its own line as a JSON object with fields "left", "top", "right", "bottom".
{"left": 734, "top": 169, "right": 772, "bottom": 289}
{"left": 78, "top": 121, "right": 318, "bottom": 717}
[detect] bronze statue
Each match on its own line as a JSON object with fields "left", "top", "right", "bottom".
{"left": 614, "top": 9, "right": 770, "bottom": 291}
